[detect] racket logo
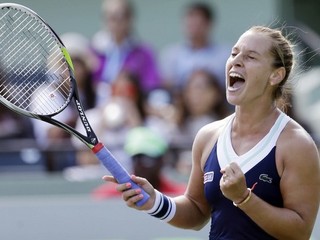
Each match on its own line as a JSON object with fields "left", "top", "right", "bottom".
{"left": 75, "top": 99, "right": 91, "bottom": 132}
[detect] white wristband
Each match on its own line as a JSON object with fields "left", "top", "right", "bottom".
{"left": 144, "top": 190, "right": 162, "bottom": 214}
{"left": 144, "top": 190, "right": 176, "bottom": 222}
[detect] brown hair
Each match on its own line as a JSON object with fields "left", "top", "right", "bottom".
{"left": 248, "top": 26, "right": 295, "bottom": 111}
{"left": 185, "top": 2, "right": 215, "bottom": 23}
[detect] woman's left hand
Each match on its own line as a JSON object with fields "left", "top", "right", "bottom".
{"left": 219, "top": 162, "right": 249, "bottom": 204}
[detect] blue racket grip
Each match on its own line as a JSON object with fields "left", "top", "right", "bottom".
{"left": 93, "top": 143, "right": 149, "bottom": 207}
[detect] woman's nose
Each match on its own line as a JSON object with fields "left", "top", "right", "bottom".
{"left": 230, "top": 54, "right": 243, "bottom": 67}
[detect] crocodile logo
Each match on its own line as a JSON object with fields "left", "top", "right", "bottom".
{"left": 259, "top": 174, "right": 272, "bottom": 183}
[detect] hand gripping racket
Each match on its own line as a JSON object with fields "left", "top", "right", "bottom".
{"left": 0, "top": 3, "right": 149, "bottom": 206}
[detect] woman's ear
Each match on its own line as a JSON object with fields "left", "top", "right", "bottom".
{"left": 270, "top": 67, "right": 286, "bottom": 86}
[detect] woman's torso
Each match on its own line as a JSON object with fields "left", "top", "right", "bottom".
{"left": 203, "top": 111, "right": 291, "bottom": 239}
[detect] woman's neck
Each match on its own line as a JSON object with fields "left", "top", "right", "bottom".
{"left": 233, "top": 104, "right": 279, "bottom": 136}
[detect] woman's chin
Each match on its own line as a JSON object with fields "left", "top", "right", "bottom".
{"left": 226, "top": 96, "right": 239, "bottom": 106}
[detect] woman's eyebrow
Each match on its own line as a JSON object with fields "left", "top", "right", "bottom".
{"left": 247, "top": 50, "right": 261, "bottom": 56}
{"left": 231, "top": 47, "right": 260, "bottom": 56}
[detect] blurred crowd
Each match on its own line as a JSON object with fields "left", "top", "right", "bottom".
{"left": 0, "top": 0, "right": 318, "bottom": 186}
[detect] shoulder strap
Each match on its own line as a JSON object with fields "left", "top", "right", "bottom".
{"left": 217, "top": 112, "right": 291, "bottom": 173}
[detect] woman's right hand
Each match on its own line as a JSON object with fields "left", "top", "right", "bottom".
{"left": 103, "top": 174, "right": 156, "bottom": 211}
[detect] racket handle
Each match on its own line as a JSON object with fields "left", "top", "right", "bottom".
{"left": 92, "top": 143, "right": 149, "bottom": 207}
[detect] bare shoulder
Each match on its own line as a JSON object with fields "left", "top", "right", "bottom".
{"left": 279, "top": 119, "right": 319, "bottom": 157}
{"left": 277, "top": 117, "right": 320, "bottom": 230}
{"left": 277, "top": 118, "right": 320, "bottom": 174}
{"left": 192, "top": 115, "right": 233, "bottom": 169}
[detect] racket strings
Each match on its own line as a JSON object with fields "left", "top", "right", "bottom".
{"left": 0, "top": 16, "right": 64, "bottom": 112}
{"left": 0, "top": 42, "right": 48, "bottom": 98}
{"left": 0, "top": 11, "right": 52, "bottom": 106}
{"left": 0, "top": 7, "right": 72, "bottom": 116}
{"left": 22, "top": 55, "right": 71, "bottom": 114}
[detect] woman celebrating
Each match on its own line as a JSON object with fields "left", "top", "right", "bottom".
{"left": 104, "top": 26, "right": 320, "bottom": 239}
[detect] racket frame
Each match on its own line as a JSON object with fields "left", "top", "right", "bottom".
{"left": 0, "top": 3, "right": 98, "bottom": 149}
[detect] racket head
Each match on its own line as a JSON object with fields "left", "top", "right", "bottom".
{"left": 0, "top": 3, "right": 75, "bottom": 119}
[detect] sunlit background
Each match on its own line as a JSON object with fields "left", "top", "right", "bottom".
{"left": 0, "top": 0, "right": 319, "bottom": 239}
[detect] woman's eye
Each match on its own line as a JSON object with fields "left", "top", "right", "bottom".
{"left": 231, "top": 53, "right": 237, "bottom": 57}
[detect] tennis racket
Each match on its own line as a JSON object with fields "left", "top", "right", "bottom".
{"left": 0, "top": 3, "right": 149, "bottom": 206}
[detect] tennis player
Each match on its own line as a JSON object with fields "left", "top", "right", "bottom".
{"left": 104, "top": 26, "right": 320, "bottom": 239}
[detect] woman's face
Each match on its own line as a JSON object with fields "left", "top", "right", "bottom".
{"left": 225, "top": 31, "right": 276, "bottom": 107}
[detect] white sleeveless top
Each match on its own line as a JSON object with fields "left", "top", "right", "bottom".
{"left": 217, "top": 111, "right": 291, "bottom": 174}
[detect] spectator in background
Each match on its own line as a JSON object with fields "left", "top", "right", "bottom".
{"left": 171, "top": 69, "right": 231, "bottom": 174}
{"left": 144, "top": 88, "right": 177, "bottom": 142}
{"left": 61, "top": 32, "right": 97, "bottom": 110}
{"left": 92, "top": 126, "right": 186, "bottom": 199}
{"left": 160, "top": 2, "right": 229, "bottom": 92}
{"left": 64, "top": 70, "right": 145, "bottom": 181}
{"left": 173, "top": 69, "right": 230, "bottom": 147}
{"left": 0, "top": 104, "right": 34, "bottom": 139}
{"left": 92, "top": 0, "right": 161, "bottom": 104}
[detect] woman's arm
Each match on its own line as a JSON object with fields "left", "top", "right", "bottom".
{"left": 221, "top": 124, "right": 320, "bottom": 240}
{"left": 167, "top": 125, "right": 214, "bottom": 229}
{"left": 105, "top": 121, "right": 222, "bottom": 230}
{"left": 161, "top": 120, "right": 227, "bottom": 229}
{"left": 104, "top": 118, "right": 229, "bottom": 230}
{"left": 245, "top": 126, "right": 319, "bottom": 239}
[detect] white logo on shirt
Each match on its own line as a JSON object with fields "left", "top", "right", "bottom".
{"left": 204, "top": 171, "right": 214, "bottom": 184}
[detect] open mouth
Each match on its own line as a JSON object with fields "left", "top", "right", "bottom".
{"left": 229, "top": 72, "right": 245, "bottom": 89}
